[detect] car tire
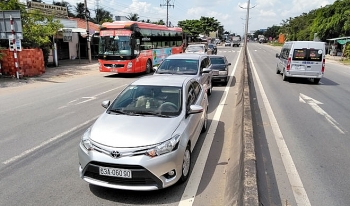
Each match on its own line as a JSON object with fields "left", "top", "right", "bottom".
{"left": 201, "top": 108, "right": 208, "bottom": 133}
{"left": 179, "top": 145, "right": 191, "bottom": 183}
{"left": 276, "top": 64, "right": 280, "bottom": 74}
{"left": 313, "top": 78, "right": 320, "bottom": 84}
{"left": 145, "top": 59, "right": 152, "bottom": 74}
{"left": 223, "top": 79, "right": 228, "bottom": 86}
{"left": 282, "top": 70, "right": 288, "bottom": 81}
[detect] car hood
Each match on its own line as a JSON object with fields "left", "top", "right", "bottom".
{"left": 211, "top": 64, "right": 227, "bottom": 70}
{"left": 90, "top": 112, "right": 182, "bottom": 147}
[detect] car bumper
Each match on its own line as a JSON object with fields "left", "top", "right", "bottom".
{"left": 78, "top": 143, "right": 186, "bottom": 191}
{"left": 212, "top": 75, "right": 228, "bottom": 82}
{"left": 285, "top": 71, "right": 324, "bottom": 79}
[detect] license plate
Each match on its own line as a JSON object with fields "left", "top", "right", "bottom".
{"left": 293, "top": 65, "right": 305, "bottom": 70}
{"left": 110, "top": 69, "right": 118, "bottom": 73}
{"left": 99, "top": 167, "right": 132, "bottom": 178}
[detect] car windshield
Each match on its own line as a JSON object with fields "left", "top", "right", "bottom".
{"left": 98, "top": 35, "right": 132, "bottom": 55}
{"left": 108, "top": 85, "right": 182, "bottom": 117}
{"left": 186, "top": 46, "right": 204, "bottom": 52}
{"left": 155, "top": 59, "right": 198, "bottom": 75}
{"left": 208, "top": 45, "right": 214, "bottom": 49}
{"left": 210, "top": 57, "right": 225, "bottom": 64}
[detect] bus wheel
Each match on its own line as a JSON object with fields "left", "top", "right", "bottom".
{"left": 146, "top": 59, "right": 152, "bottom": 74}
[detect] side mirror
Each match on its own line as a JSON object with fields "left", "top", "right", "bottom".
{"left": 187, "top": 105, "right": 203, "bottom": 115}
{"left": 276, "top": 53, "right": 280, "bottom": 58}
{"left": 228, "top": 63, "right": 232, "bottom": 66}
{"left": 202, "top": 68, "right": 211, "bottom": 73}
{"left": 153, "top": 66, "right": 159, "bottom": 71}
{"left": 102, "top": 100, "right": 110, "bottom": 109}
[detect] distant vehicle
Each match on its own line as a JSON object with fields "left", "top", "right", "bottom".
{"left": 208, "top": 44, "right": 217, "bottom": 55}
{"left": 185, "top": 44, "right": 207, "bottom": 54}
{"left": 153, "top": 53, "right": 213, "bottom": 95}
{"left": 275, "top": 41, "right": 325, "bottom": 84}
{"left": 78, "top": 75, "right": 208, "bottom": 191}
{"left": 209, "top": 55, "right": 231, "bottom": 86}
{"left": 224, "top": 41, "right": 231, "bottom": 47}
{"left": 232, "top": 36, "right": 241, "bottom": 47}
{"left": 97, "top": 21, "right": 184, "bottom": 74}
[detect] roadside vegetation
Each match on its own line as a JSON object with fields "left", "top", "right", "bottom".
{"left": 252, "top": 0, "right": 350, "bottom": 59}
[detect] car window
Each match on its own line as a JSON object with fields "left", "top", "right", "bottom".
{"left": 292, "top": 49, "right": 322, "bottom": 62}
{"left": 192, "top": 81, "right": 202, "bottom": 100}
{"left": 156, "top": 59, "right": 198, "bottom": 75}
{"left": 210, "top": 57, "right": 225, "bottom": 64}
{"left": 186, "top": 84, "right": 196, "bottom": 111}
{"left": 109, "top": 85, "right": 182, "bottom": 116}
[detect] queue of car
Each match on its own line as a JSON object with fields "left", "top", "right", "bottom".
{"left": 78, "top": 43, "right": 232, "bottom": 191}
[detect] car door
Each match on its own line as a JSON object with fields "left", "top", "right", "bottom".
{"left": 199, "top": 57, "right": 210, "bottom": 91}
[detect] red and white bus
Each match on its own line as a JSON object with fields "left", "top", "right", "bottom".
{"left": 97, "top": 21, "right": 184, "bottom": 74}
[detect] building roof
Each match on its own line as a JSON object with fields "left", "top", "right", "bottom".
{"left": 68, "top": 17, "right": 100, "bottom": 34}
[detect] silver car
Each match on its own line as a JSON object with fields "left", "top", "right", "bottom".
{"left": 78, "top": 75, "right": 209, "bottom": 191}
{"left": 153, "top": 53, "right": 213, "bottom": 96}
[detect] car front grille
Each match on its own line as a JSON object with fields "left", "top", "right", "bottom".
{"left": 104, "top": 64, "right": 124, "bottom": 68}
{"left": 83, "top": 162, "right": 162, "bottom": 188}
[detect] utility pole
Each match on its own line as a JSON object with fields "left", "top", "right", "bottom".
{"left": 84, "top": 0, "right": 92, "bottom": 63}
{"left": 160, "top": 0, "right": 174, "bottom": 27}
{"left": 239, "top": 1, "right": 255, "bottom": 51}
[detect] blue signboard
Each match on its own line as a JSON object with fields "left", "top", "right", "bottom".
{"left": 152, "top": 48, "right": 172, "bottom": 65}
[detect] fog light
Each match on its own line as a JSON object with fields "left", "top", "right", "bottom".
{"left": 164, "top": 170, "right": 176, "bottom": 179}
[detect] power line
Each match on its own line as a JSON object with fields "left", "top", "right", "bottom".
{"left": 160, "top": 0, "right": 174, "bottom": 27}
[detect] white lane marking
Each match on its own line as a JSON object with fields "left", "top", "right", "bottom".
{"left": 247, "top": 49, "right": 311, "bottom": 206}
{"left": 3, "top": 115, "right": 100, "bottom": 165}
{"left": 299, "top": 93, "right": 345, "bottom": 134}
{"left": 58, "top": 85, "right": 127, "bottom": 109}
{"left": 178, "top": 47, "right": 242, "bottom": 206}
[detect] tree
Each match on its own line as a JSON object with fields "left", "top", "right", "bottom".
{"left": 94, "top": 8, "right": 113, "bottom": 24}
{"left": 199, "top": 16, "right": 220, "bottom": 36}
{"left": 74, "top": 2, "right": 86, "bottom": 19}
{"left": 218, "top": 25, "right": 224, "bottom": 39}
{"left": 52, "top": 1, "right": 75, "bottom": 17}
{"left": 178, "top": 19, "right": 204, "bottom": 38}
{"left": 126, "top": 13, "right": 139, "bottom": 21}
{"left": 152, "top": 19, "right": 165, "bottom": 25}
{"left": 264, "top": 25, "right": 281, "bottom": 40}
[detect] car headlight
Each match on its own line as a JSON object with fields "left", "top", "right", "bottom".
{"left": 127, "top": 62, "right": 133, "bottom": 69}
{"left": 219, "top": 71, "right": 228, "bottom": 75}
{"left": 146, "top": 134, "right": 181, "bottom": 157}
{"left": 81, "top": 127, "right": 93, "bottom": 151}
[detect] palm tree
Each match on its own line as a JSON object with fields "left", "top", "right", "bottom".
{"left": 74, "top": 2, "right": 86, "bottom": 19}
{"left": 126, "top": 13, "right": 139, "bottom": 21}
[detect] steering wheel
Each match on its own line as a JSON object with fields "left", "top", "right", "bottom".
{"left": 159, "top": 102, "right": 178, "bottom": 112}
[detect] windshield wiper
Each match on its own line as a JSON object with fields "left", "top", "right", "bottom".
{"left": 133, "top": 111, "right": 171, "bottom": 118}
{"left": 107, "top": 109, "right": 128, "bottom": 115}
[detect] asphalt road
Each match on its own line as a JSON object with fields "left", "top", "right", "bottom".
{"left": 0, "top": 46, "right": 245, "bottom": 206}
{"left": 248, "top": 42, "right": 350, "bottom": 206}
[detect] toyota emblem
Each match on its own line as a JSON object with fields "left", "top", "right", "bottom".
{"left": 111, "top": 151, "right": 121, "bottom": 158}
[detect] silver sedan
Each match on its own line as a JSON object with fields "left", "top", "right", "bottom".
{"left": 78, "top": 75, "right": 209, "bottom": 191}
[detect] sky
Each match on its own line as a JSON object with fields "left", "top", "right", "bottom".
{"left": 40, "top": 0, "right": 336, "bottom": 36}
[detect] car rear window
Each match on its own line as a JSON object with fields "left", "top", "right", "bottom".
{"left": 210, "top": 57, "right": 225, "bottom": 64}
{"left": 292, "top": 49, "right": 322, "bottom": 62}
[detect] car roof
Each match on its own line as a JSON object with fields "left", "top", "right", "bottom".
{"left": 209, "top": 55, "right": 225, "bottom": 58}
{"left": 165, "top": 53, "right": 206, "bottom": 60}
{"left": 131, "top": 75, "right": 194, "bottom": 87}
{"left": 187, "top": 44, "right": 206, "bottom": 47}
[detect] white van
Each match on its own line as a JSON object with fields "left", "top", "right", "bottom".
{"left": 276, "top": 41, "right": 326, "bottom": 84}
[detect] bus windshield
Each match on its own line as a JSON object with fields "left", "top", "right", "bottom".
{"left": 99, "top": 35, "right": 132, "bottom": 55}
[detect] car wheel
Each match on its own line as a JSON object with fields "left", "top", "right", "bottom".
{"left": 201, "top": 108, "right": 208, "bottom": 133}
{"left": 276, "top": 64, "right": 280, "bottom": 74}
{"left": 282, "top": 70, "right": 288, "bottom": 81}
{"left": 179, "top": 145, "right": 191, "bottom": 183}
{"left": 223, "top": 79, "right": 228, "bottom": 86}
{"left": 313, "top": 78, "right": 320, "bottom": 84}
{"left": 145, "top": 59, "right": 152, "bottom": 74}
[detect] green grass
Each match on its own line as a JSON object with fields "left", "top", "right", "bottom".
{"left": 268, "top": 42, "right": 283, "bottom": 46}
{"left": 339, "top": 58, "right": 350, "bottom": 65}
